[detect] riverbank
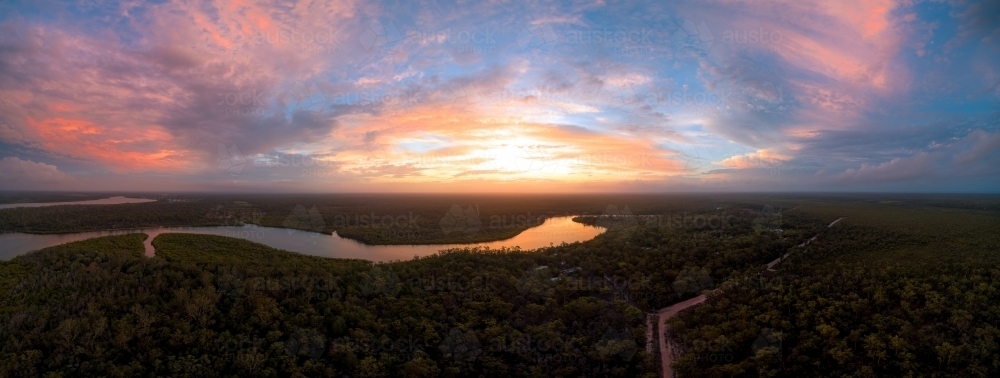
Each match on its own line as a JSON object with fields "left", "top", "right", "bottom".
{"left": 1, "top": 216, "right": 606, "bottom": 262}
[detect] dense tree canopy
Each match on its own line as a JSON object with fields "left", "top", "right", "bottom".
{"left": 2, "top": 195, "right": 996, "bottom": 377}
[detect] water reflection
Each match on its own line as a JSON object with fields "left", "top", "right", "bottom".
{"left": 0, "top": 216, "right": 604, "bottom": 262}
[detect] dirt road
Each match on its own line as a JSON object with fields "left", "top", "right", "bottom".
{"left": 651, "top": 216, "right": 843, "bottom": 377}
{"left": 657, "top": 295, "right": 707, "bottom": 376}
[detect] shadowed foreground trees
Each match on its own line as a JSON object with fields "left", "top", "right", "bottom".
{"left": 668, "top": 213, "right": 1000, "bottom": 377}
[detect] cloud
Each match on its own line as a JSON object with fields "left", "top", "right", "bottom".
{"left": 0, "top": 0, "right": 997, "bottom": 192}
{"left": 0, "top": 157, "right": 75, "bottom": 189}
{"left": 953, "top": 129, "right": 1000, "bottom": 166}
{"left": 825, "top": 129, "right": 1000, "bottom": 185}
{"left": 718, "top": 149, "right": 791, "bottom": 169}
{"left": 829, "top": 152, "right": 935, "bottom": 183}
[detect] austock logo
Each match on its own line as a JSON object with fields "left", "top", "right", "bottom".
{"left": 283, "top": 204, "right": 326, "bottom": 244}
{"left": 585, "top": 204, "right": 736, "bottom": 234}
{"left": 409, "top": 273, "right": 503, "bottom": 301}
{"left": 485, "top": 333, "right": 571, "bottom": 355}
{"left": 359, "top": 19, "right": 403, "bottom": 51}
{"left": 751, "top": 204, "right": 782, "bottom": 234}
{"left": 284, "top": 328, "right": 327, "bottom": 359}
{"left": 218, "top": 23, "right": 342, "bottom": 55}
{"left": 439, "top": 204, "right": 482, "bottom": 236}
{"left": 250, "top": 276, "right": 341, "bottom": 300}
{"left": 743, "top": 81, "right": 785, "bottom": 112}
{"left": 671, "top": 19, "right": 715, "bottom": 56}
{"left": 217, "top": 267, "right": 247, "bottom": 298}
{"left": 332, "top": 211, "right": 420, "bottom": 229}
{"left": 217, "top": 89, "right": 271, "bottom": 116}
{"left": 751, "top": 328, "right": 783, "bottom": 358}
{"left": 720, "top": 274, "right": 785, "bottom": 292}
{"left": 330, "top": 334, "right": 426, "bottom": 356}
{"left": 333, "top": 211, "right": 422, "bottom": 242}
{"left": 217, "top": 143, "right": 247, "bottom": 176}
{"left": 597, "top": 327, "right": 639, "bottom": 361}
{"left": 439, "top": 327, "right": 483, "bottom": 361}
{"left": 358, "top": 266, "right": 401, "bottom": 298}
{"left": 217, "top": 335, "right": 267, "bottom": 361}
{"left": 515, "top": 23, "right": 559, "bottom": 52}
{"left": 216, "top": 269, "right": 342, "bottom": 301}
{"left": 329, "top": 328, "right": 572, "bottom": 364}
{"left": 517, "top": 266, "right": 655, "bottom": 302}
{"left": 672, "top": 266, "right": 715, "bottom": 296}
{"left": 205, "top": 204, "right": 265, "bottom": 227}
{"left": 282, "top": 81, "right": 328, "bottom": 114}
{"left": 516, "top": 265, "right": 557, "bottom": 298}
{"left": 677, "top": 334, "right": 735, "bottom": 363}
{"left": 599, "top": 204, "right": 639, "bottom": 227}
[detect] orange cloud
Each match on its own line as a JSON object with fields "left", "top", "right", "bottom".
{"left": 322, "top": 99, "right": 688, "bottom": 184}
{"left": 27, "top": 117, "right": 192, "bottom": 172}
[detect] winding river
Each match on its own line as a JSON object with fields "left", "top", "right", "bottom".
{"left": 0, "top": 216, "right": 605, "bottom": 262}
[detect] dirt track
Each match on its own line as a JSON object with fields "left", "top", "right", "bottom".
{"left": 650, "top": 217, "right": 843, "bottom": 377}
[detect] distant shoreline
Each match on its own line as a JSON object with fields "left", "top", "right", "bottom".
{"left": 0, "top": 196, "right": 156, "bottom": 210}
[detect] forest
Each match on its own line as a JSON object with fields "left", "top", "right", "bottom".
{"left": 0, "top": 193, "right": 811, "bottom": 244}
{"left": 667, "top": 200, "right": 1000, "bottom": 377}
{"left": 0, "top": 196, "right": 820, "bottom": 377}
{"left": 0, "top": 194, "right": 998, "bottom": 377}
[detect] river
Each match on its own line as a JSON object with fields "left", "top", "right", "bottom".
{"left": 0, "top": 216, "right": 605, "bottom": 262}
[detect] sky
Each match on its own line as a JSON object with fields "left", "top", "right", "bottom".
{"left": 0, "top": 0, "right": 998, "bottom": 193}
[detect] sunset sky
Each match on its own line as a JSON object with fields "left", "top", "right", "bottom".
{"left": 0, "top": 0, "right": 998, "bottom": 192}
